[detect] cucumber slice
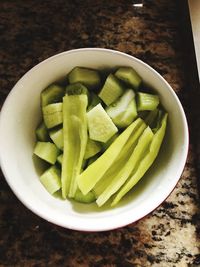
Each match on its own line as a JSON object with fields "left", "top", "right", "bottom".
{"left": 115, "top": 67, "right": 142, "bottom": 90}
{"left": 87, "top": 104, "right": 118, "bottom": 143}
{"left": 49, "top": 128, "right": 63, "bottom": 150}
{"left": 137, "top": 92, "right": 159, "bottom": 111}
{"left": 96, "top": 127, "right": 153, "bottom": 207}
{"left": 66, "top": 82, "right": 88, "bottom": 96}
{"left": 41, "top": 84, "right": 65, "bottom": 107}
{"left": 106, "top": 89, "right": 137, "bottom": 128}
{"left": 111, "top": 113, "right": 168, "bottom": 206}
{"left": 68, "top": 67, "right": 101, "bottom": 90}
{"left": 93, "top": 120, "right": 146, "bottom": 197}
{"left": 61, "top": 94, "right": 88, "bottom": 198}
{"left": 98, "top": 74, "right": 124, "bottom": 106}
{"left": 42, "top": 103, "right": 63, "bottom": 129}
{"left": 113, "top": 99, "right": 138, "bottom": 128}
{"left": 40, "top": 165, "right": 61, "bottom": 194}
{"left": 57, "top": 153, "right": 63, "bottom": 165}
{"left": 74, "top": 189, "right": 96, "bottom": 203}
{"left": 84, "top": 139, "right": 102, "bottom": 160}
{"left": 77, "top": 118, "right": 142, "bottom": 195}
{"left": 34, "top": 142, "right": 60, "bottom": 164}
{"left": 35, "top": 121, "right": 49, "bottom": 141}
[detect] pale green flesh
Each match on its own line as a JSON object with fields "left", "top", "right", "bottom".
{"left": 41, "top": 84, "right": 65, "bottom": 107}
{"left": 68, "top": 67, "right": 101, "bottom": 89}
{"left": 93, "top": 121, "right": 147, "bottom": 196}
{"left": 98, "top": 74, "right": 124, "bottom": 106}
{"left": 137, "top": 92, "right": 159, "bottom": 111}
{"left": 61, "top": 95, "right": 88, "bottom": 199}
{"left": 40, "top": 165, "right": 61, "bottom": 194}
{"left": 115, "top": 67, "right": 142, "bottom": 89}
{"left": 87, "top": 104, "right": 118, "bottom": 143}
{"left": 36, "top": 122, "right": 49, "bottom": 141}
{"left": 49, "top": 128, "right": 63, "bottom": 150}
{"left": 96, "top": 126, "right": 153, "bottom": 207}
{"left": 74, "top": 189, "right": 96, "bottom": 203}
{"left": 42, "top": 103, "right": 63, "bottom": 129}
{"left": 77, "top": 118, "right": 142, "bottom": 195}
{"left": 33, "top": 141, "right": 60, "bottom": 164}
{"left": 84, "top": 139, "right": 102, "bottom": 159}
{"left": 111, "top": 113, "right": 168, "bottom": 206}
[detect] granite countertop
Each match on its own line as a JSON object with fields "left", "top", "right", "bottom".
{"left": 0, "top": 0, "right": 200, "bottom": 266}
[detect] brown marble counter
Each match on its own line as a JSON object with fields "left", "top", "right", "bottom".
{"left": 0, "top": 0, "right": 200, "bottom": 266}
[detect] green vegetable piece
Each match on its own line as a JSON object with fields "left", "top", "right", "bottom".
{"left": 40, "top": 165, "right": 61, "bottom": 194}
{"left": 41, "top": 84, "right": 65, "bottom": 107}
{"left": 33, "top": 141, "right": 60, "bottom": 164}
{"left": 87, "top": 93, "right": 102, "bottom": 111}
{"left": 96, "top": 126, "right": 153, "bottom": 206}
{"left": 74, "top": 189, "right": 96, "bottom": 204}
{"left": 84, "top": 139, "right": 102, "bottom": 160}
{"left": 106, "top": 89, "right": 137, "bottom": 128}
{"left": 87, "top": 104, "right": 118, "bottom": 143}
{"left": 61, "top": 94, "right": 88, "bottom": 199}
{"left": 87, "top": 154, "right": 99, "bottom": 166}
{"left": 49, "top": 128, "right": 63, "bottom": 150}
{"left": 98, "top": 74, "right": 124, "bottom": 106}
{"left": 77, "top": 118, "right": 142, "bottom": 195}
{"left": 137, "top": 92, "right": 159, "bottom": 111}
{"left": 94, "top": 120, "right": 147, "bottom": 197}
{"left": 42, "top": 103, "right": 63, "bottom": 129}
{"left": 114, "top": 99, "right": 138, "bottom": 128}
{"left": 68, "top": 67, "right": 101, "bottom": 90}
{"left": 36, "top": 121, "right": 49, "bottom": 141}
{"left": 102, "top": 133, "right": 119, "bottom": 151}
{"left": 115, "top": 67, "right": 142, "bottom": 90}
{"left": 66, "top": 82, "right": 88, "bottom": 96}
{"left": 111, "top": 113, "right": 168, "bottom": 206}
{"left": 57, "top": 154, "right": 63, "bottom": 165}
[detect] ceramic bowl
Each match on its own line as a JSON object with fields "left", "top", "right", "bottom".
{"left": 0, "top": 48, "right": 189, "bottom": 231}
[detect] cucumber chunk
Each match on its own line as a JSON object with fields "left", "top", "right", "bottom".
{"left": 68, "top": 67, "right": 101, "bottom": 90}
{"left": 61, "top": 94, "right": 88, "bottom": 198}
{"left": 98, "top": 74, "right": 124, "bottom": 106}
{"left": 114, "top": 99, "right": 138, "bottom": 128}
{"left": 49, "top": 128, "right": 63, "bottom": 150}
{"left": 35, "top": 121, "right": 49, "bottom": 141}
{"left": 40, "top": 165, "right": 61, "bottom": 194}
{"left": 87, "top": 104, "right": 118, "bottom": 143}
{"left": 41, "top": 84, "right": 65, "bottom": 107}
{"left": 42, "top": 103, "right": 63, "bottom": 129}
{"left": 66, "top": 82, "right": 88, "bottom": 96}
{"left": 34, "top": 141, "right": 60, "bottom": 164}
{"left": 77, "top": 118, "right": 142, "bottom": 195}
{"left": 111, "top": 113, "right": 168, "bottom": 206}
{"left": 96, "top": 127, "right": 153, "bottom": 206}
{"left": 74, "top": 189, "right": 96, "bottom": 203}
{"left": 137, "top": 92, "right": 159, "bottom": 111}
{"left": 84, "top": 139, "right": 102, "bottom": 159}
{"left": 94, "top": 120, "right": 146, "bottom": 197}
{"left": 57, "top": 153, "right": 63, "bottom": 165}
{"left": 115, "top": 67, "right": 142, "bottom": 90}
{"left": 106, "top": 89, "right": 137, "bottom": 128}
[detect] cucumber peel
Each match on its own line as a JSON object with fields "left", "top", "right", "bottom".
{"left": 77, "top": 118, "right": 142, "bottom": 195}
{"left": 111, "top": 113, "right": 168, "bottom": 206}
{"left": 96, "top": 126, "right": 153, "bottom": 206}
{"left": 61, "top": 94, "right": 88, "bottom": 199}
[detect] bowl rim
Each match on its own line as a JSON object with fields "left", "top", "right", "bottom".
{"left": 0, "top": 48, "right": 189, "bottom": 232}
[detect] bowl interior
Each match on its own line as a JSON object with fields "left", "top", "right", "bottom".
{"left": 0, "top": 49, "right": 188, "bottom": 231}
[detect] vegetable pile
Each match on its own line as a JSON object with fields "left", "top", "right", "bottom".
{"left": 33, "top": 66, "right": 168, "bottom": 207}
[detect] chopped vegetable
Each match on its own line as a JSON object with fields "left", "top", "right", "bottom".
{"left": 40, "top": 165, "right": 61, "bottom": 194}
{"left": 115, "top": 67, "right": 142, "bottom": 90}
{"left": 33, "top": 141, "right": 60, "bottom": 164}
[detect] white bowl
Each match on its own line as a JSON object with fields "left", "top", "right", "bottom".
{"left": 0, "top": 48, "right": 189, "bottom": 231}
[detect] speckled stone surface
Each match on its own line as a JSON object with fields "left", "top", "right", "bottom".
{"left": 0, "top": 0, "right": 200, "bottom": 266}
